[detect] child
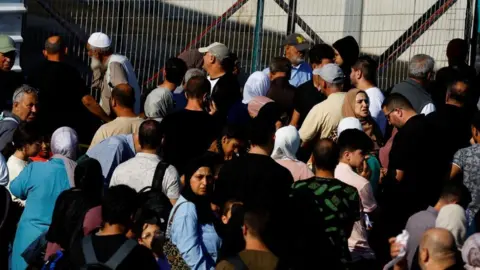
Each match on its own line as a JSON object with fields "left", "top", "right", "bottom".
{"left": 221, "top": 200, "right": 243, "bottom": 224}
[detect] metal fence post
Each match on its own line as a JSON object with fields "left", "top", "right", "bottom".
{"left": 251, "top": 0, "right": 265, "bottom": 71}
{"left": 287, "top": 0, "right": 297, "bottom": 35}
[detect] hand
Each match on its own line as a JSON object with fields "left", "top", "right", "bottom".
{"left": 379, "top": 168, "right": 388, "bottom": 184}
{"left": 359, "top": 159, "right": 371, "bottom": 179}
{"left": 389, "top": 237, "right": 407, "bottom": 269}
{"left": 209, "top": 101, "right": 217, "bottom": 116}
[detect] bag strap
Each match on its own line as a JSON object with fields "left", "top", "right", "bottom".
{"left": 151, "top": 161, "right": 169, "bottom": 191}
{"left": 82, "top": 235, "right": 98, "bottom": 265}
{"left": 2, "top": 117, "right": 19, "bottom": 124}
{"left": 0, "top": 186, "right": 11, "bottom": 230}
{"left": 104, "top": 239, "right": 137, "bottom": 270}
{"left": 227, "top": 255, "right": 248, "bottom": 270}
{"left": 166, "top": 201, "right": 188, "bottom": 237}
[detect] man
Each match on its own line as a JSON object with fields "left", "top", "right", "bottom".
{"left": 435, "top": 39, "right": 477, "bottom": 109}
{"left": 404, "top": 182, "right": 471, "bottom": 269}
{"left": 418, "top": 228, "right": 463, "bottom": 270}
{"left": 0, "top": 85, "right": 38, "bottom": 151}
{"left": 0, "top": 35, "right": 24, "bottom": 112}
{"left": 299, "top": 64, "right": 346, "bottom": 147}
{"left": 216, "top": 209, "right": 279, "bottom": 270}
{"left": 87, "top": 32, "right": 141, "bottom": 115}
{"left": 291, "top": 138, "right": 361, "bottom": 267}
{"left": 391, "top": 54, "right": 436, "bottom": 115}
{"left": 172, "top": 68, "right": 205, "bottom": 112}
{"left": 161, "top": 76, "right": 217, "bottom": 175}
{"left": 200, "top": 42, "right": 241, "bottom": 118}
{"left": 451, "top": 111, "right": 480, "bottom": 226}
{"left": 334, "top": 129, "right": 377, "bottom": 268}
{"left": 90, "top": 84, "right": 143, "bottom": 148}
{"left": 110, "top": 120, "right": 180, "bottom": 205}
{"left": 266, "top": 57, "right": 296, "bottom": 120}
{"left": 427, "top": 79, "right": 473, "bottom": 158}
{"left": 213, "top": 116, "right": 293, "bottom": 256}
{"left": 263, "top": 33, "right": 312, "bottom": 87}
{"left": 291, "top": 44, "right": 334, "bottom": 128}
{"left": 65, "top": 185, "right": 158, "bottom": 269}
{"left": 28, "top": 36, "right": 107, "bottom": 142}
{"left": 350, "top": 56, "right": 387, "bottom": 134}
{"left": 86, "top": 134, "right": 135, "bottom": 185}
{"left": 376, "top": 94, "right": 450, "bottom": 262}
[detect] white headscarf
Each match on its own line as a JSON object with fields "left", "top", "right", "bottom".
{"left": 337, "top": 117, "right": 363, "bottom": 136}
{"left": 242, "top": 71, "right": 271, "bottom": 104}
{"left": 144, "top": 87, "right": 174, "bottom": 122}
{"left": 435, "top": 204, "right": 467, "bottom": 249}
{"left": 271, "top": 125, "right": 300, "bottom": 161}
{"left": 51, "top": 127, "right": 78, "bottom": 187}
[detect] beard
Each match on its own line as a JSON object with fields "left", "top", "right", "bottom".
{"left": 90, "top": 57, "right": 103, "bottom": 71}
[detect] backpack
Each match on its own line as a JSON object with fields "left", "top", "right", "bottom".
{"left": 80, "top": 235, "right": 137, "bottom": 270}
{"left": 138, "top": 161, "right": 172, "bottom": 210}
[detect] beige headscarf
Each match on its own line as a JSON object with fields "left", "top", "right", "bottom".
{"left": 342, "top": 89, "right": 384, "bottom": 150}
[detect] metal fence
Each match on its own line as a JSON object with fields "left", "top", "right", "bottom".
{"left": 21, "top": 0, "right": 477, "bottom": 92}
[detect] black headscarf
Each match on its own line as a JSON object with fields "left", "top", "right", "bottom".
{"left": 74, "top": 157, "right": 104, "bottom": 206}
{"left": 181, "top": 154, "right": 216, "bottom": 225}
{"left": 333, "top": 36, "right": 360, "bottom": 69}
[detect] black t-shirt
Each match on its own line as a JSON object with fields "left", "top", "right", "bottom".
{"left": 0, "top": 70, "right": 24, "bottom": 111}
{"left": 213, "top": 154, "right": 293, "bottom": 257}
{"left": 211, "top": 73, "right": 241, "bottom": 119}
{"left": 64, "top": 234, "right": 158, "bottom": 270}
{"left": 161, "top": 109, "right": 218, "bottom": 175}
{"left": 294, "top": 80, "right": 326, "bottom": 127}
{"left": 381, "top": 114, "right": 449, "bottom": 233}
{"left": 27, "top": 60, "right": 98, "bottom": 141}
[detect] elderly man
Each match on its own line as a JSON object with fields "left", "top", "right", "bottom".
{"left": 0, "top": 35, "right": 24, "bottom": 112}
{"left": 0, "top": 85, "right": 38, "bottom": 151}
{"left": 87, "top": 32, "right": 141, "bottom": 116}
{"left": 299, "top": 64, "right": 346, "bottom": 147}
{"left": 264, "top": 33, "right": 312, "bottom": 87}
{"left": 391, "top": 54, "right": 436, "bottom": 115}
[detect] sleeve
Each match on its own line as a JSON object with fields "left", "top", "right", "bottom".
{"left": 420, "top": 103, "right": 436, "bottom": 115}
{"left": 163, "top": 165, "right": 180, "bottom": 199}
{"left": 9, "top": 164, "right": 32, "bottom": 200}
{"left": 109, "top": 167, "right": 120, "bottom": 187}
{"left": 171, "top": 203, "right": 213, "bottom": 269}
{"left": 389, "top": 133, "right": 410, "bottom": 171}
{"left": 0, "top": 126, "right": 16, "bottom": 151}
{"left": 299, "top": 105, "right": 322, "bottom": 143}
{"left": 109, "top": 62, "right": 128, "bottom": 86}
{"left": 0, "top": 153, "right": 8, "bottom": 186}
{"left": 452, "top": 149, "right": 465, "bottom": 169}
{"left": 358, "top": 182, "right": 377, "bottom": 213}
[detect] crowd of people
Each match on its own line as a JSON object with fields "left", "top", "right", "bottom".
{"left": 0, "top": 28, "right": 479, "bottom": 270}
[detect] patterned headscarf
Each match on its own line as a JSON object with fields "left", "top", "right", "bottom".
{"left": 463, "top": 233, "right": 480, "bottom": 270}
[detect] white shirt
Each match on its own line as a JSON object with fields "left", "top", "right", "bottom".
{"left": 110, "top": 152, "right": 180, "bottom": 199}
{"left": 365, "top": 87, "right": 387, "bottom": 135}
{"left": 420, "top": 103, "right": 436, "bottom": 115}
{"left": 6, "top": 154, "right": 24, "bottom": 204}
{"left": 207, "top": 76, "right": 220, "bottom": 92}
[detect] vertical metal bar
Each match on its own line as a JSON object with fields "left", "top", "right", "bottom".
{"left": 286, "top": 0, "right": 297, "bottom": 35}
{"left": 251, "top": 0, "right": 265, "bottom": 71}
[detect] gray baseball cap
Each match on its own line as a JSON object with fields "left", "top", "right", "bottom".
{"left": 0, "top": 35, "right": 16, "bottom": 54}
{"left": 282, "top": 33, "right": 310, "bottom": 51}
{"left": 198, "top": 42, "right": 230, "bottom": 61}
{"left": 313, "top": 63, "right": 345, "bottom": 84}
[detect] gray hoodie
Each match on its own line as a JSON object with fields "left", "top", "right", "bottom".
{"left": 0, "top": 111, "right": 21, "bottom": 151}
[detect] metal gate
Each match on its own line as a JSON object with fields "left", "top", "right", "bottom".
{"left": 20, "top": 0, "right": 477, "bottom": 91}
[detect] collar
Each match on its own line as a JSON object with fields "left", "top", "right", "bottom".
{"left": 337, "top": 162, "right": 353, "bottom": 171}
{"left": 135, "top": 152, "right": 160, "bottom": 160}
{"left": 291, "top": 61, "right": 306, "bottom": 70}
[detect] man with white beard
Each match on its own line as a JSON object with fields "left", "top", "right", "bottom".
{"left": 87, "top": 32, "right": 141, "bottom": 116}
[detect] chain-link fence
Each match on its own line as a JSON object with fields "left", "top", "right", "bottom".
{"left": 22, "top": 0, "right": 476, "bottom": 92}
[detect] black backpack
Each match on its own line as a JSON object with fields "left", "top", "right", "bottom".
{"left": 80, "top": 235, "right": 137, "bottom": 270}
{"left": 138, "top": 161, "right": 172, "bottom": 209}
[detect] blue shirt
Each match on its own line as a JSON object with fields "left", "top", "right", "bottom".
{"left": 263, "top": 61, "right": 312, "bottom": 87}
{"left": 86, "top": 134, "right": 135, "bottom": 186}
{"left": 167, "top": 195, "right": 221, "bottom": 270}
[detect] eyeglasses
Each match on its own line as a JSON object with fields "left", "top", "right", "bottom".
{"left": 385, "top": 108, "right": 401, "bottom": 120}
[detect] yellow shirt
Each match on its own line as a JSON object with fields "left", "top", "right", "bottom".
{"left": 90, "top": 117, "right": 144, "bottom": 148}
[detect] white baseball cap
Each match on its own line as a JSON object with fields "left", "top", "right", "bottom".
{"left": 312, "top": 63, "right": 345, "bottom": 84}
{"left": 88, "top": 32, "right": 111, "bottom": 48}
{"left": 198, "top": 42, "right": 229, "bottom": 61}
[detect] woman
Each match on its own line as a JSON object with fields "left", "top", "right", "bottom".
{"left": 342, "top": 89, "right": 384, "bottom": 152}
{"left": 436, "top": 204, "right": 467, "bottom": 249}
{"left": 167, "top": 155, "right": 221, "bottom": 269}
{"left": 44, "top": 157, "right": 104, "bottom": 259}
{"left": 6, "top": 125, "right": 41, "bottom": 202}
{"left": 29, "top": 135, "right": 53, "bottom": 162}
{"left": 208, "top": 125, "right": 247, "bottom": 161}
{"left": 272, "top": 126, "right": 314, "bottom": 181}
{"left": 242, "top": 71, "right": 270, "bottom": 104}
{"left": 144, "top": 87, "right": 175, "bottom": 122}
{"left": 462, "top": 233, "right": 480, "bottom": 269}
{"left": 333, "top": 36, "right": 359, "bottom": 91}
{"left": 10, "top": 127, "right": 78, "bottom": 270}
